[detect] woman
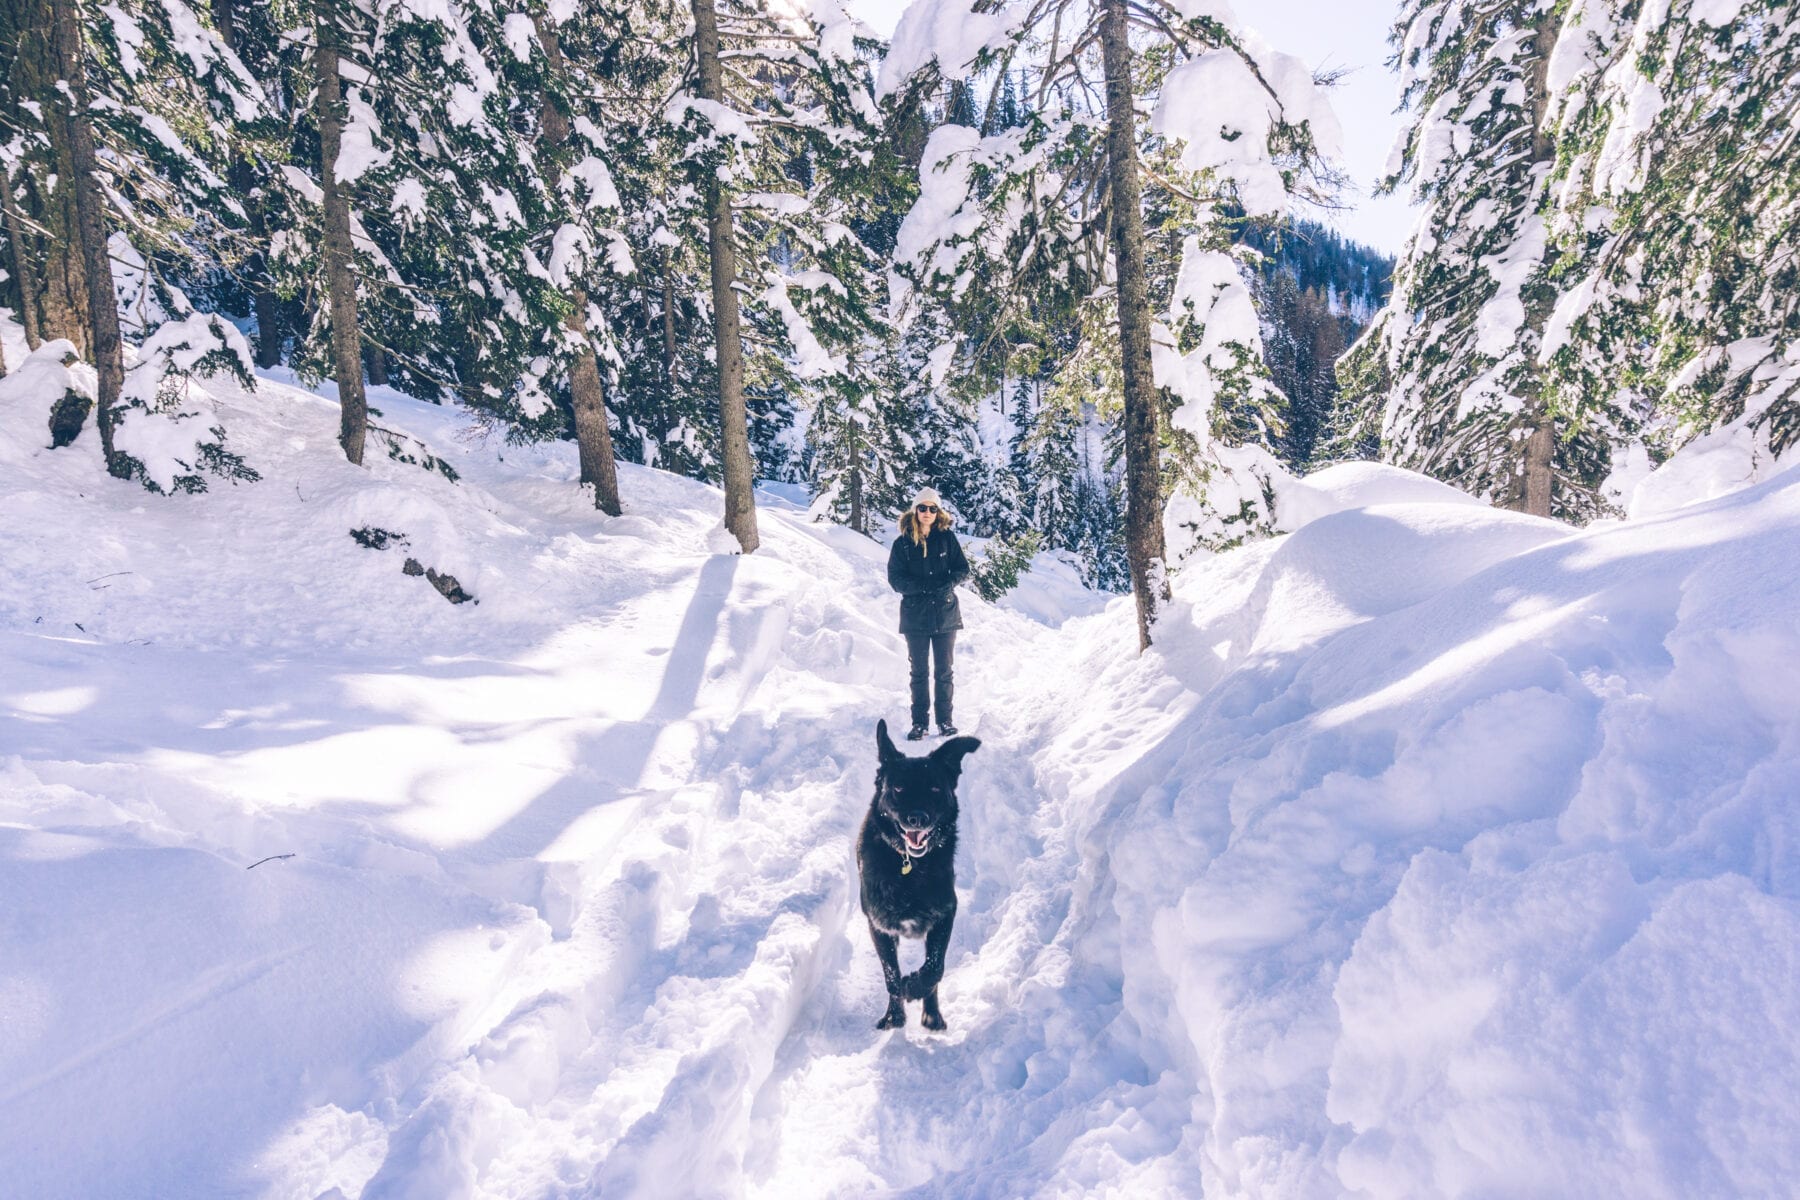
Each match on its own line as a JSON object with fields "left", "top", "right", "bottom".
{"left": 887, "top": 486, "right": 970, "bottom": 740}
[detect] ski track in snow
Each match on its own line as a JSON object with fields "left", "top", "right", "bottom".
{"left": 3, "top": 320, "right": 1797, "bottom": 1198}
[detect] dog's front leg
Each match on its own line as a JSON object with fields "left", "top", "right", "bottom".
{"left": 912, "top": 914, "right": 954, "bottom": 1031}
{"left": 868, "top": 919, "right": 907, "bottom": 1029}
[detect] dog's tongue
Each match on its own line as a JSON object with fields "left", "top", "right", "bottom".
{"left": 904, "top": 829, "right": 929, "bottom": 852}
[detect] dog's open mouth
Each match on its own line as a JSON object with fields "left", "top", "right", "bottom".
{"left": 901, "top": 828, "right": 931, "bottom": 853}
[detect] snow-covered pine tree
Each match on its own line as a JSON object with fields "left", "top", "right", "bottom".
{"left": 0, "top": 0, "right": 270, "bottom": 485}
{"left": 1070, "top": 459, "right": 1129, "bottom": 590}
{"left": 205, "top": 0, "right": 286, "bottom": 369}
{"left": 510, "top": 7, "right": 633, "bottom": 514}
{"left": 805, "top": 357, "right": 914, "bottom": 534}
{"left": 1016, "top": 381, "right": 1082, "bottom": 546}
{"left": 1542, "top": 0, "right": 1800, "bottom": 501}
{"left": 1341, "top": 0, "right": 1628, "bottom": 519}
{"left": 897, "top": 291, "right": 1017, "bottom": 538}
{"left": 684, "top": 0, "right": 761, "bottom": 551}
{"left": 608, "top": 183, "right": 723, "bottom": 481}
{"left": 799, "top": 50, "right": 952, "bottom": 537}
{"left": 881, "top": 0, "right": 1338, "bottom": 646}
{"left": 653, "top": 0, "right": 884, "bottom": 549}
{"left": 247, "top": 0, "right": 584, "bottom": 469}
{"left": 864, "top": 72, "right": 1045, "bottom": 542}
{"left": 788, "top": 132, "right": 914, "bottom": 537}
{"left": 234, "top": 0, "right": 400, "bottom": 463}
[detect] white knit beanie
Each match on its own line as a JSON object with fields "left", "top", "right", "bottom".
{"left": 912, "top": 486, "right": 943, "bottom": 508}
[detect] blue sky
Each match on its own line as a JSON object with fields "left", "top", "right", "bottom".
{"left": 847, "top": 0, "right": 1418, "bottom": 254}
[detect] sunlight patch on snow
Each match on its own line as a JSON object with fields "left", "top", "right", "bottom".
{"left": 1312, "top": 598, "right": 1583, "bottom": 731}
{"left": 5, "top": 686, "right": 98, "bottom": 718}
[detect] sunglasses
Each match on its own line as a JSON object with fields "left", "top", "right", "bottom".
{"left": 916, "top": 503, "right": 939, "bottom": 513}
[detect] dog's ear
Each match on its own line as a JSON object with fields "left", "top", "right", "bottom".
{"left": 876, "top": 719, "right": 902, "bottom": 766}
{"left": 929, "top": 735, "right": 981, "bottom": 780}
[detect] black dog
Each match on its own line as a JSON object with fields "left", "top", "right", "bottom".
{"left": 858, "top": 719, "right": 981, "bottom": 1030}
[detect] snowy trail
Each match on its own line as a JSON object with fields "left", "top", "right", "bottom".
{"left": 369, "top": 525, "right": 1117, "bottom": 1197}
{"left": 342, "top": 505, "right": 922, "bottom": 1193}
{"left": 739, "top": 609, "right": 1185, "bottom": 1198}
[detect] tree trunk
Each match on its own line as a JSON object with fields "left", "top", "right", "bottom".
{"left": 1100, "top": 0, "right": 1167, "bottom": 650}
{"left": 662, "top": 267, "right": 677, "bottom": 388}
{"left": 365, "top": 345, "right": 388, "bottom": 386}
{"left": 566, "top": 288, "right": 624, "bottom": 514}
{"left": 251, "top": 277, "right": 284, "bottom": 369}
{"left": 211, "top": 0, "right": 284, "bottom": 369}
{"left": 1521, "top": 414, "right": 1553, "bottom": 516}
{"left": 38, "top": 159, "right": 88, "bottom": 353}
{"left": 11, "top": 0, "right": 88, "bottom": 353}
{"left": 51, "top": 0, "right": 126, "bottom": 475}
{"left": 533, "top": 14, "right": 622, "bottom": 516}
{"left": 1514, "top": 11, "right": 1560, "bottom": 519}
{"left": 38, "top": 171, "right": 88, "bottom": 352}
{"left": 314, "top": 2, "right": 368, "bottom": 465}
{"left": 691, "top": 0, "right": 759, "bottom": 553}
{"left": 848, "top": 447, "right": 863, "bottom": 535}
{"left": 2, "top": 168, "right": 41, "bottom": 351}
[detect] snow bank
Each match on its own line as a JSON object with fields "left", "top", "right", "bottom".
{"left": 1281, "top": 459, "right": 1487, "bottom": 529}
{"left": 1001, "top": 466, "right": 1800, "bottom": 1195}
{"left": 1627, "top": 420, "right": 1798, "bottom": 521}
{"left": 1000, "top": 549, "right": 1114, "bottom": 627}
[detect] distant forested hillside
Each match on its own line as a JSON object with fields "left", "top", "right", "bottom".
{"left": 1243, "top": 220, "right": 1394, "bottom": 471}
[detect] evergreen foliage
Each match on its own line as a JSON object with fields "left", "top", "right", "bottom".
{"left": 1241, "top": 217, "right": 1392, "bottom": 469}
{"left": 0, "top": 0, "right": 1783, "bottom": 595}
{"left": 0, "top": 0, "right": 268, "bottom": 479}
{"left": 875, "top": 0, "right": 1341, "bottom": 630}
{"left": 1344, "top": 0, "right": 1796, "bottom": 518}
{"left": 1544, "top": 0, "right": 1800, "bottom": 478}
{"left": 969, "top": 527, "right": 1042, "bottom": 601}
{"left": 1341, "top": 0, "right": 1588, "bottom": 515}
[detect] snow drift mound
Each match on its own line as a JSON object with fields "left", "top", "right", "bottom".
{"left": 1002, "top": 465, "right": 1800, "bottom": 1196}
{"left": 1285, "top": 459, "right": 1486, "bottom": 527}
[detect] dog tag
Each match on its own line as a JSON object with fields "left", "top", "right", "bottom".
{"left": 901, "top": 856, "right": 913, "bottom": 875}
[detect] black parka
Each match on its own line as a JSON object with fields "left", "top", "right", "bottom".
{"left": 887, "top": 526, "right": 970, "bottom": 634}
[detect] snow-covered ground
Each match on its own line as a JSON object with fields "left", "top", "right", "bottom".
{"left": 3, "top": 328, "right": 1796, "bottom": 1197}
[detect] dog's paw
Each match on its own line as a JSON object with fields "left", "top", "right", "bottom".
{"left": 921, "top": 1007, "right": 947, "bottom": 1032}
{"left": 900, "top": 971, "right": 938, "bottom": 1001}
{"left": 875, "top": 1005, "right": 906, "bottom": 1030}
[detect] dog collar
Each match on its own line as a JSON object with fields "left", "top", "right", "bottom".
{"left": 898, "top": 834, "right": 932, "bottom": 873}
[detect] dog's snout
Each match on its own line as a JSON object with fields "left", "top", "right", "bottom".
{"left": 903, "top": 811, "right": 931, "bottom": 830}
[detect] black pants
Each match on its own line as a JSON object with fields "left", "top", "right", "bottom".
{"left": 905, "top": 631, "right": 955, "bottom": 729}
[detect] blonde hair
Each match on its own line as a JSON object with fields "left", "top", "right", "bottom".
{"left": 898, "top": 504, "right": 954, "bottom": 548}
